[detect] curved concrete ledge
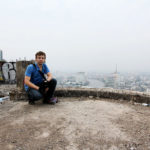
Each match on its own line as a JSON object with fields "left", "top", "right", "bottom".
{"left": 9, "top": 88, "right": 150, "bottom": 104}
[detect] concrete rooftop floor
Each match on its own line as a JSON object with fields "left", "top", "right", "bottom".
{"left": 0, "top": 97, "right": 150, "bottom": 150}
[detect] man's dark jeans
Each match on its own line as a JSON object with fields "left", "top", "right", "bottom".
{"left": 27, "top": 78, "right": 57, "bottom": 101}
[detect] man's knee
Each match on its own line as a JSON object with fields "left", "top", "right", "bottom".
{"left": 49, "top": 78, "right": 57, "bottom": 86}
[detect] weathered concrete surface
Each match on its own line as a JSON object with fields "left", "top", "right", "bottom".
{"left": 16, "top": 61, "right": 34, "bottom": 90}
{"left": 0, "top": 98, "right": 150, "bottom": 150}
{"left": 10, "top": 87, "right": 150, "bottom": 104}
{"left": 0, "top": 84, "right": 16, "bottom": 97}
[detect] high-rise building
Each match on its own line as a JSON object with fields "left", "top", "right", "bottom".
{"left": 112, "top": 64, "right": 120, "bottom": 89}
{"left": 0, "top": 50, "right": 3, "bottom": 61}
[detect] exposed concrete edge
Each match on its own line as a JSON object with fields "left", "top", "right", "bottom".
{"left": 9, "top": 87, "right": 150, "bottom": 104}
{"left": 55, "top": 88, "right": 150, "bottom": 103}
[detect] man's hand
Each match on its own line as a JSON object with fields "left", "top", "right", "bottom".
{"left": 38, "top": 80, "right": 49, "bottom": 95}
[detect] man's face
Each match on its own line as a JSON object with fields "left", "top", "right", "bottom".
{"left": 36, "top": 55, "right": 45, "bottom": 65}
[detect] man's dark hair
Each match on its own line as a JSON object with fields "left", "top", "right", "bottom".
{"left": 35, "top": 51, "right": 46, "bottom": 59}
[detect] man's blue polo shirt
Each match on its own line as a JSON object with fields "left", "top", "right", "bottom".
{"left": 24, "top": 63, "right": 50, "bottom": 91}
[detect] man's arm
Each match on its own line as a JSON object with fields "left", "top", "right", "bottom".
{"left": 47, "top": 72, "right": 53, "bottom": 82}
{"left": 24, "top": 76, "right": 39, "bottom": 90}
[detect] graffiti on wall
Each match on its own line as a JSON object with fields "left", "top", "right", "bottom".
{"left": 0, "top": 62, "right": 16, "bottom": 83}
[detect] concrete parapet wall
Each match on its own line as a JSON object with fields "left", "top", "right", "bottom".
{"left": 55, "top": 88, "right": 150, "bottom": 103}
{"left": 10, "top": 89, "right": 28, "bottom": 101}
{"left": 16, "top": 61, "right": 34, "bottom": 90}
{"left": 10, "top": 88, "right": 150, "bottom": 104}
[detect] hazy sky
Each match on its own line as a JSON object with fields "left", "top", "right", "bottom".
{"left": 0, "top": 0, "right": 150, "bottom": 72}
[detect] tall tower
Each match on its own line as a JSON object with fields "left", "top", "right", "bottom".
{"left": 114, "top": 64, "right": 118, "bottom": 74}
{"left": 0, "top": 50, "right": 3, "bottom": 61}
{"left": 113, "top": 64, "right": 119, "bottom": 89}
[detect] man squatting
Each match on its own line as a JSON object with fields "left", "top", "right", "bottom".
{"left": 24, "top": 51, "right": 58, "bottom": 105}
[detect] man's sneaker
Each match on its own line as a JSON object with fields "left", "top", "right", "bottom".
{"left": 29, "top": 100, "right": 35, "bottom": 105}
{"left": 43, "top": 97, "right": 58, "bottom": 105}
{"left": 51, "top": 97, "right": 59, "bottom": 103}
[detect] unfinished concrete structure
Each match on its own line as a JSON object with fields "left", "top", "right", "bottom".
{"left": 16, "top": 60, "right": 34, "bottom": 90}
